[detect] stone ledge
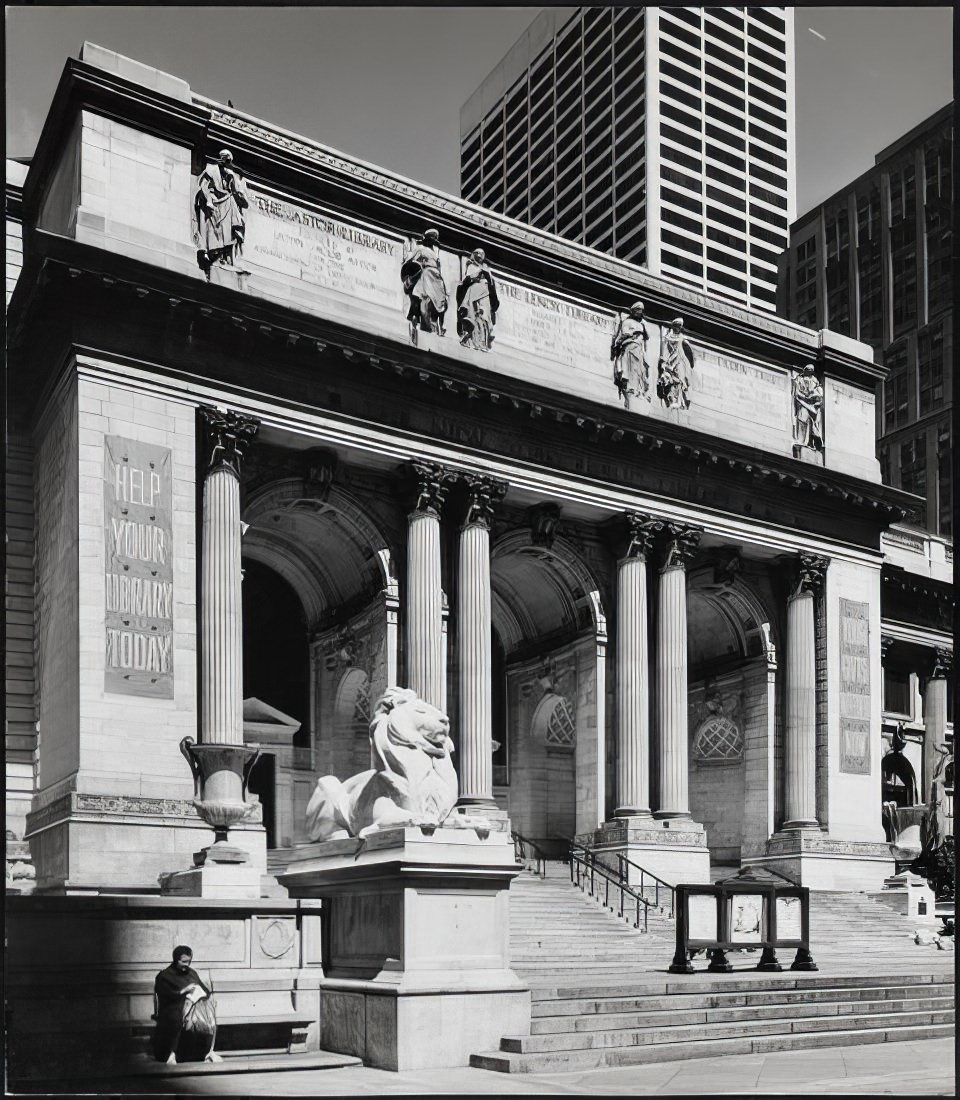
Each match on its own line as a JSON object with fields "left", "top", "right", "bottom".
{"left": 764, "top": 833, "right": 893, "bottom": 858}
{"left": 5, "top": 893, "right": 321, "bottom": 913}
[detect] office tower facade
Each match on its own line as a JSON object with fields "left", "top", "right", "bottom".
{"left": 460, "top": 7, "right": 796, "bottom": 312}
{"left": 779, "top": 105, "right": 953, "bottom": 538}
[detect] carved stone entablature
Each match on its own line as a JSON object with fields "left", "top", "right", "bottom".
{"left": 462, "top": 474, "right": 508, "bottom": 529}
{"left": 661, "top": 522, "right": 702, "bottom": 570}
{"left": 406, "top": 461, "right": 457, "bottom": 516}
{"left": 199, "top": 406, "right": 259, "bottom": 478}
{"left": 623, "top": 511, "right": 663, "bottom": 561}
{"left": 930, "top": 647, "right": 953, "bottom": 680}
{"left": 793, "top": 553, "right": 829, "bottom": 597}
{"left": 528, "top": 502, "right": 562, "bottom": 548}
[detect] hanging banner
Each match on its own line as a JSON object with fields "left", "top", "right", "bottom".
{"left": 103, "top": 436, "right": 174, "bottom": 697}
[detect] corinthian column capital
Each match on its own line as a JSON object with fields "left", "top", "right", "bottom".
{"left": 661, "top": 522, "right": 702, "bottom": 570}
{"left": 623, "top": 511, "right": 663, "bottom": 561}
{"left": 794, "top": 553, "right": 829, "bottom": 597}
{"left": 462, "top": 474, "right": 508, "bottom": 529}
{"left": 199, "top": 406, "right": 260, "bottom": 478}
{"left": 930, "top": 647, "right": 953, "bottom": 680}
{"left": 407, "top": 461, "right": 457, "bottom": 516}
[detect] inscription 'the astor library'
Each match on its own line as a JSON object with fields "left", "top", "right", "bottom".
{"left": 103, "top": 436, "right": 174, "bottom": 698}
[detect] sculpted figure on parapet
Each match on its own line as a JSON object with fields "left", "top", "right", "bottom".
{"left": 657, "top": 317, "right": 695, "bottom": 409}
{"left": 611, "top": 301, "right": 650, "bottom": 408}
{"left": 457, "top": 249, "right": 500, "bottom": 352}
{"left": 193, "top": 149, "right": 249, "bottom": 279}
{"left": 401, "top": 228, "right": 449, "bottom": 345}
{"left": 792, "top": 363, "right": 825, "bottom": 452}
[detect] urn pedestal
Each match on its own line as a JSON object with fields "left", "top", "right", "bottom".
{"left": 159, "top": 739, "right": 265, "bottom": 899}
{"left": 278, "top": 826, "right": 530, "bottom": 1070}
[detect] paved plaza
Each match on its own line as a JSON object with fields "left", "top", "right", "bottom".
{"left": 34, "top": 1037, "right": 954, "bottom": 1096}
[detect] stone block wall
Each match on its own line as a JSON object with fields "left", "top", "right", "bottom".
{"left": 823, "top": 558, "right": 886, "bottom": 842}
{"left": 34, "top": 381, "right": 81, "bottom": 792}
{"left": 505, "top": 636, "right": 594, "bottom": 843}
{"left": 5, "top": 432, "right": 37, "bottom": 839}
{"left": 72, "top": 375, "right": 198, "bottom": 800}
{"left": 71, "top": 111, "right": 196, "bottom": 274}
{"left": 688, "top": 660, "right": 771, "bottom": 864}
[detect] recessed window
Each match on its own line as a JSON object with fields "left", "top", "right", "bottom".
{"left": 883, "top": 668, "right": 912, "bottom": 717}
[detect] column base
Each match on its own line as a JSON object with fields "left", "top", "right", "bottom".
{"left": 578, "top": 816, "right": 711, "bottom": 888}
{"left": 452, "top": 803, "right": 512, "bottom": 832}
{"left": 744, "top": 831, "right": 895, "bottom": 891}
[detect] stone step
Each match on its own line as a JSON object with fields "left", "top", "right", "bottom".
{"left": 529, "top": 972, "right": 954, "bottom": 1001}
{"left": 530, "top": 995, "right": 955, "bottom": 1033}
{"left": 500, "top": 1009, "right": 955, "bottom": 1054}
{"left": 531, "top": 981, "right": 956, "bottom": 1016}
{"left": 471, "top": 1023, "right": 956, "bottom": 1073}
{"left": 15, "top": 1049, "right": 362, "bottom": 1086}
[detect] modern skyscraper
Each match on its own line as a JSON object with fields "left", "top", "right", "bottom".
{"left": 779, "top": 105, "right": 953, "bottom": 538}
{"left": 460, "top": 7, "right": 796, "bottom": 313}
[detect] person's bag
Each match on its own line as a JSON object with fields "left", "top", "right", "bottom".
{"left": 182, "top": 993, "right": 217, "bottom": 1037}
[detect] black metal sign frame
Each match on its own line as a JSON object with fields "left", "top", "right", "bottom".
{"left": 670, "top": 876, "right": 817, "bottom": 973}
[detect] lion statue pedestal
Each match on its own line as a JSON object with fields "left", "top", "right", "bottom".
{"left": 278, "top": 687, "right": 529, "bottom": 1071}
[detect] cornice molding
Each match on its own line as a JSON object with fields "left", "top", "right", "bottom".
{"left": 9, "top": 240, "right": 920, "bottom": 533}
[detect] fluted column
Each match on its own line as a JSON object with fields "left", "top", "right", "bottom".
{"left": 923, "top": 648, "right": 952, "bottom": 802}
{"left": 199, "top": 408, "right": 258, "bottom": 799}
{"left": 615, "top": 512, "right": 662, "bottom": 817}
{"left": 655, "top": 523, "right": 702, "bottom": 818}
{"left": 457, "top": 475, "right": 507, "bottom": 806}
{"left": 783, "top": 554, "right": 827, "bottom": 830}
{"left": 405, "top": 462, "right": 455, "bottom": 709}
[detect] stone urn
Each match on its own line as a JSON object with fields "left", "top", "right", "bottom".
{"left": 887, "top": 803, "right": 926, "bottom": 863}
{"left": 180, "top": 737, "right": 260, "bottom": 864}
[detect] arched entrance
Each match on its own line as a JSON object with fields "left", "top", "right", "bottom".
{"left": 491, "top": 529, "right": 607, "bottom": 851}
{"left": 242, "top": 560, "right": 309, "bottom": 848}
{"left": 240, "top": 476, "right": 397, "bottom": 848}
{"left": 685, "top": 570, "right": 779, "bottom": 867}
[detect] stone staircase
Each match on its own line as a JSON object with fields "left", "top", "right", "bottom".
{"left": 472, "top": 972, "right": 955, "bottom": 1072}
{"left": 509, "top": 864, "right": 674, "bottom": 984}
{"left": 475, "top": 863, "right": 955, "bottom": 1072}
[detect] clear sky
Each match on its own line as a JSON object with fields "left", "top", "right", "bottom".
{"left": 5, "top": 6, "right": 953, "bottom": 217}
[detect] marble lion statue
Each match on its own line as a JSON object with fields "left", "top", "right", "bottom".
{"left": 306, "top": 687, "right": 485, "bottom": 842}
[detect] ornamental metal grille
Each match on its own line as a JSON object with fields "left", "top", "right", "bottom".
{"left": 353, "top": 680, "right": 371, "bottom": 728}
{"left": 545, "top": 696, "right": 576, "bottom": 748}
{"left": 693, "top": 714, "right": 742, "bottom": 762}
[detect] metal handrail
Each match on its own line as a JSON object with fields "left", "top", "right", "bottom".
{"left": 511, "top": 831, "right": 548, "bottom": 878}
{"left": 614, "top": 853, "right": 676, "bottom": 917}
{"left": 568, "top": 847, "right": 649, "bottom": 932}
{"left": 569, "top": 843, "right": 676, "bottom": 918}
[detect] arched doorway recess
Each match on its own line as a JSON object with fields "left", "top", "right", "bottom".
{"left": 491, "top": 530, "right": 607, "bottom": 849}
{"left": 685, "top": 570, "right": 779, "bottom": 866}
{"left": 241, "top": 478, "right": 397, "bottom": 846}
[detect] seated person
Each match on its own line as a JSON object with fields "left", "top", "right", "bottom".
{"left": 152, "top": 945, "right": 221, "bottom": 1064}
